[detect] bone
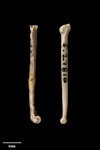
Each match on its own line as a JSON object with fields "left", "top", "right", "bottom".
{"left": 59, "top": 24, "right": 71, "bottom": 124}
{"left": 28, "top": 25, "right": 41, "bottom": 124}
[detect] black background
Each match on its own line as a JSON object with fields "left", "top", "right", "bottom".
{"left": 0, "top": 6, "right": 82, "bottom": 148}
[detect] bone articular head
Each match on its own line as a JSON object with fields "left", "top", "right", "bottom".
{"left": 59, "top": 23, "right": 71, "bottom": 34}
{"left": 30, "top": 25, "right": 38, "bottom": 31}
{"left": 30, "top": 114, "right": 41, "bottom": 124}
{"left": 60, "top": 117, "right": 67, "bottom": 124}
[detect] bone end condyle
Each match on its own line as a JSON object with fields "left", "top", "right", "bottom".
{"left": 60, "top": 117, "right": 67, "bottom": 124}
{"left": 30, "top": 114, "right": 41, "bottom": 124}
{"left": 59, "top": 23, "right": 71, "bottom": 34}
{"left": 30, "top": 25, "right": 38, "bottom": 30}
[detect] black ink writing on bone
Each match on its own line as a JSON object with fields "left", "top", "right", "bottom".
{"left": 62, "top": 54, "right": 68, "bottom": 61}
{"left": 62, "top": 67, "right": 68, "bottom": 72}
{"left": 62, "top": 44, "right": 68, "bottom": 83}
{"left": 63, "top": 77, "right": 68, "bottom": 83}
{"left": 63, "top": 43, "right": 68, "bottom": 48}
{"left": 63, "top": 74, "right": 67, "bottom": 76}
{"left": 63, "top": 61, "right": 67, "bottom": 65}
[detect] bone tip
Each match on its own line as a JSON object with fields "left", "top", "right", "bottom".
{"left": 59, "top": 23, "right": 71, "bottom": 33}
{"left": 60, "top": 117, "right": 67, "bottom": 124}
{"left": 30, "top": 25, "right": 38, "bottom": 30}
{"left": 30, "top": 115, "right": 41, "bottom": 124}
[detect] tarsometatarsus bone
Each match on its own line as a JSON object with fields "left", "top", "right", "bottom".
{"left": 59, "top": 23, "right": 71, "bottom": 124}
{"left": 29, "top": 25, "right": 41, "bottom": 124}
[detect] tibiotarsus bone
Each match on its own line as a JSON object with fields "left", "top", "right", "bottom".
{"left": 59, "top": 23, "right": 71, "bottom": 124}
{"left": 28, "top": 25, "right": 41, "bottom": 124}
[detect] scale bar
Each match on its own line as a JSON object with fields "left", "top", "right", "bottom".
{"left": 3, "top": 142, "right": 22, "bottom": 144}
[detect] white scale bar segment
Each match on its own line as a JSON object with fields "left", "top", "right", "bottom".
{"left": 3, "top": 142, "right": 22, "bottom": 144}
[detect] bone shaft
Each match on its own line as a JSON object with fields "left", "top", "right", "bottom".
{"left": 61, "top": 39, "right": 68, "bottom": 118}
{"left": 62, "top": 83, "right": 68, "bottom": 116}
{"left": 29, "top": 25, "right": 38, "bottom": 115}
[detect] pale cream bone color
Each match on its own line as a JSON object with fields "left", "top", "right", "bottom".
{"left": 28, "top": 25, "right": 41, "bottom": 124}
{"left": 59, "top": 23, "right": 71, "bottom": 124}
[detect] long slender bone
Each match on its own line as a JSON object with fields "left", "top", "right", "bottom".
{"left": 59, "top": 24, "right": 71, "bottom": 124}
{"left": 28, "top": 25, "right": 41, "bottom": 124}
